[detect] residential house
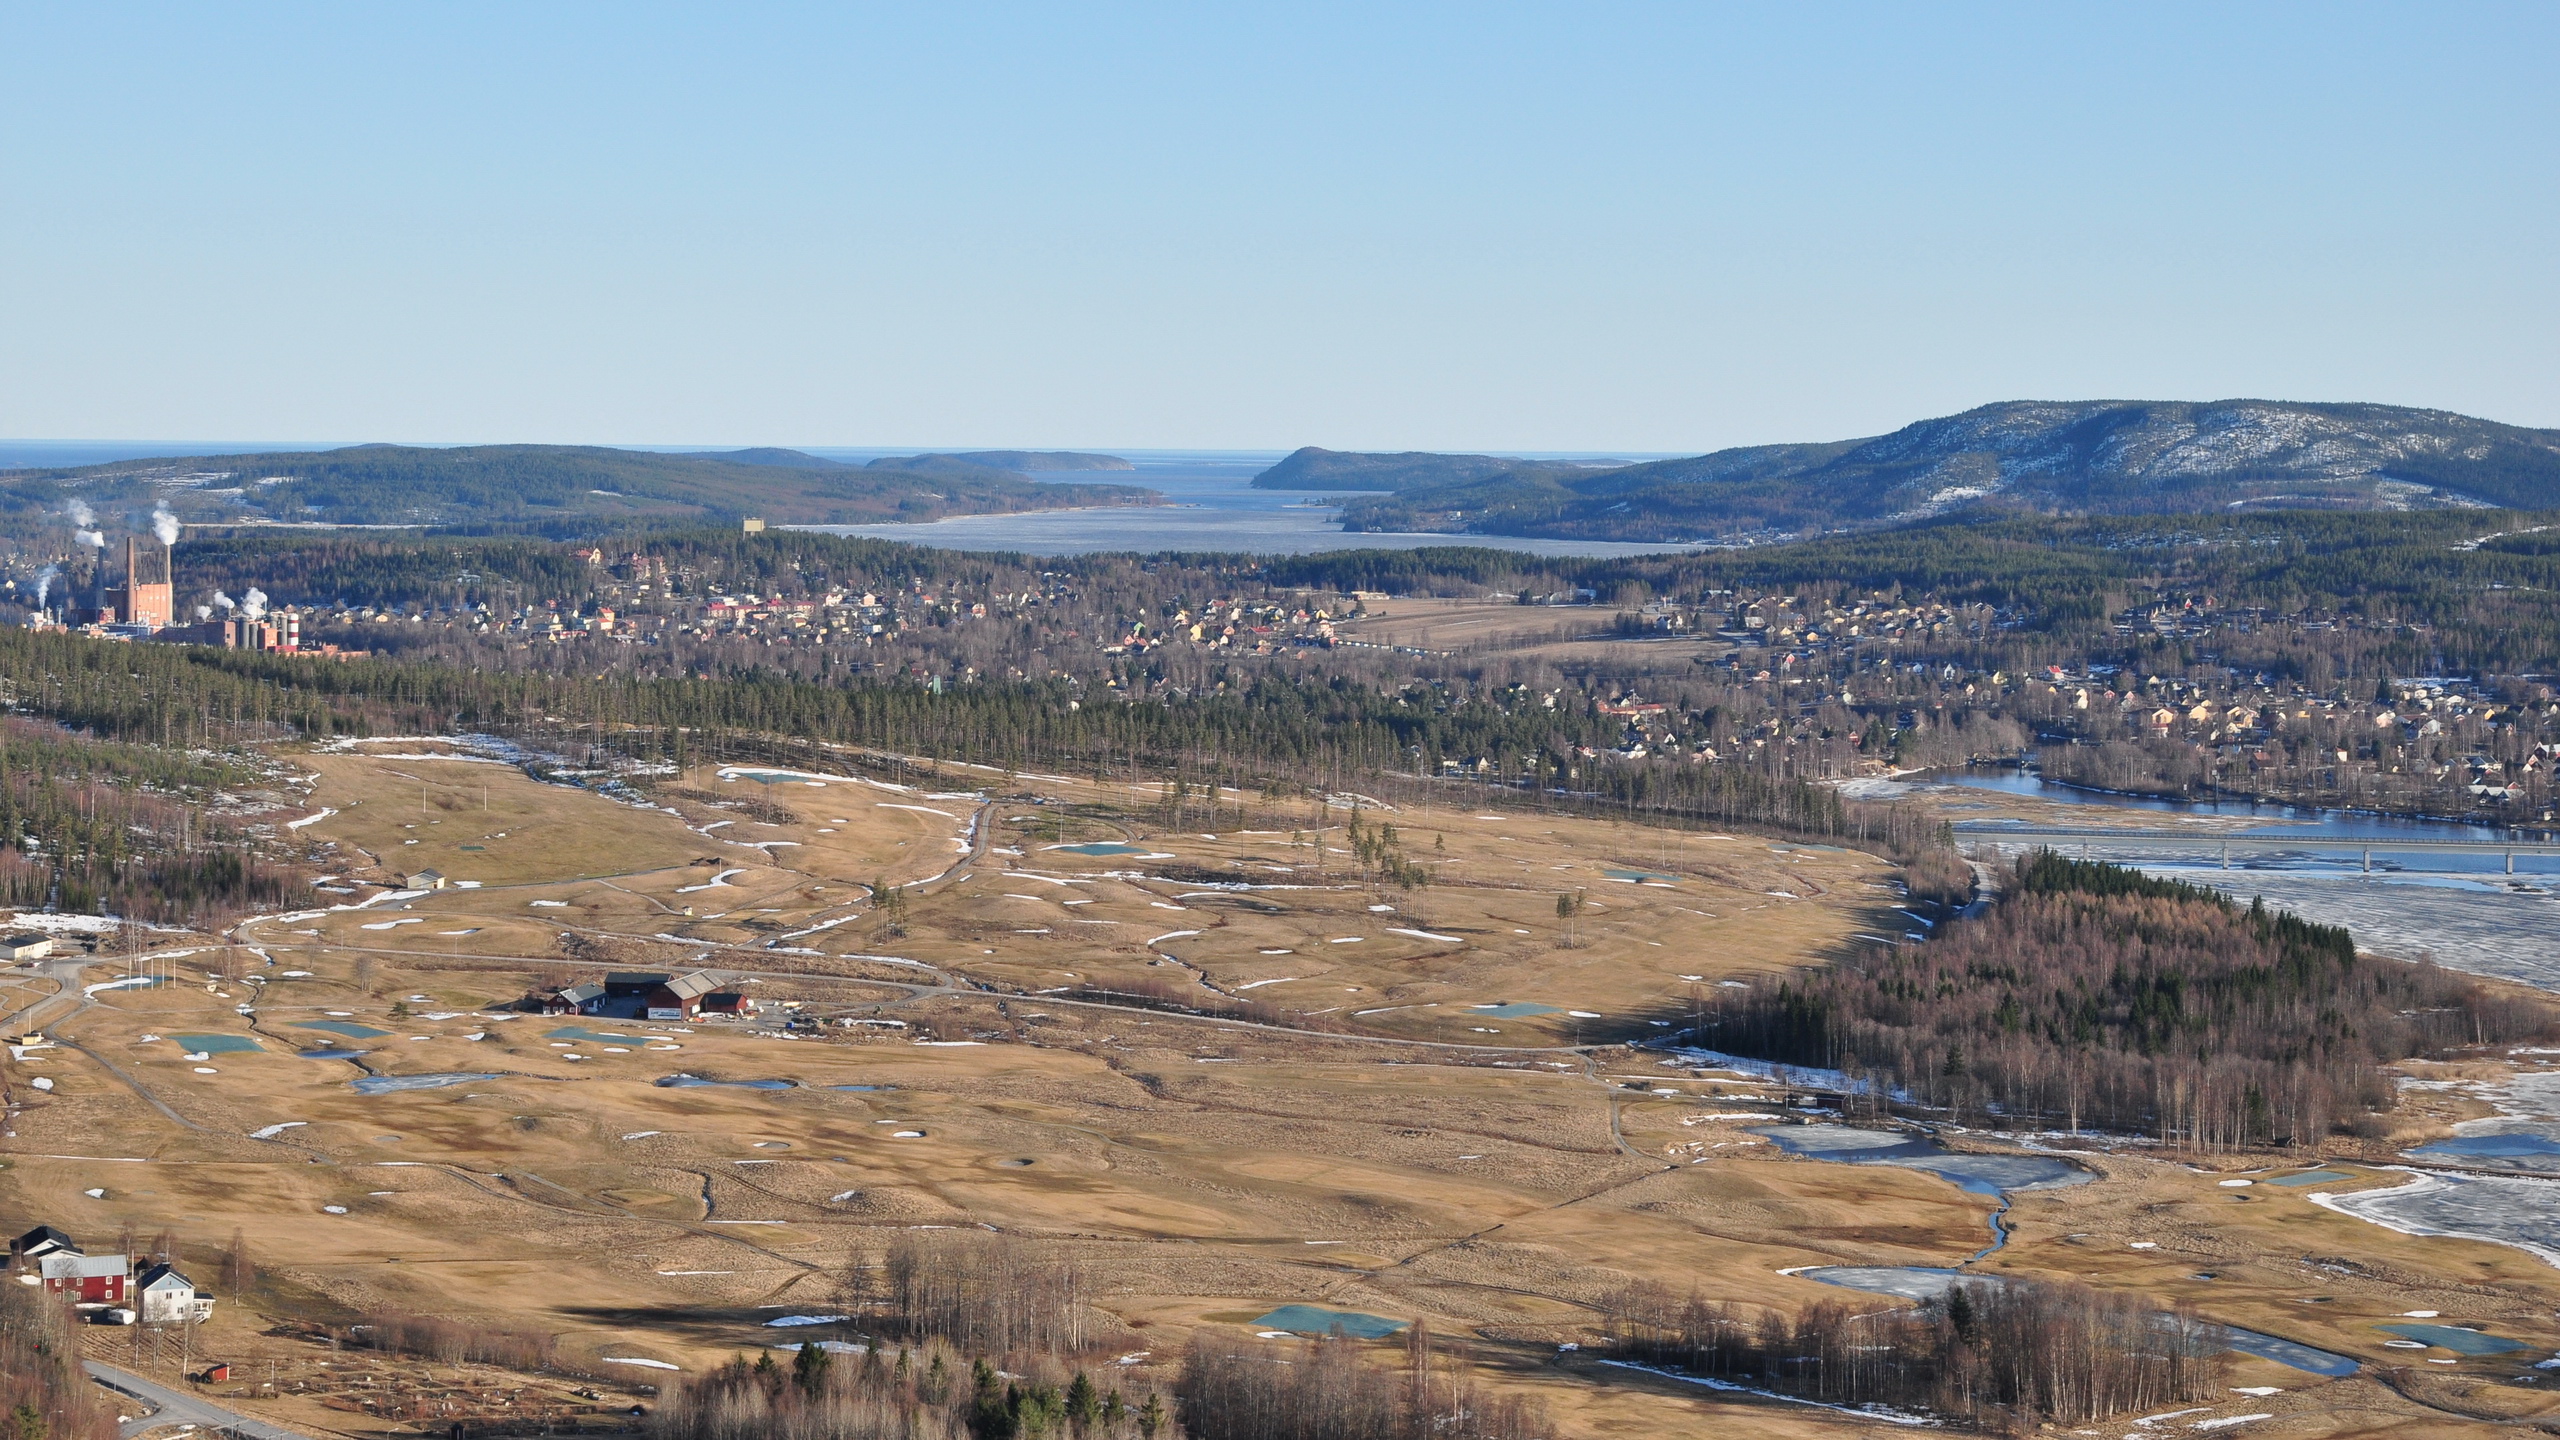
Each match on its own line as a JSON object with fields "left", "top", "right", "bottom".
{"left": 538, "top": 982, "right": 606, "bottom": 1015}
{"left": 134, "top": 1263, "right": 216, "bottom": 1323}
{"left": 10, "top": 1225, "right": 78, "bottom": 1261}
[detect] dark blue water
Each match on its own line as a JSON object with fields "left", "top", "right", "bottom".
{"left": 2378, "top": 1322, "right": 2527, "bottom": 1355}
{"left": 172, "top": 1035, "right": 263, "bottom": 1054}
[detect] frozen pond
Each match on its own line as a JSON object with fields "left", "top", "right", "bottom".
{"left": 2403, "top": 1071, "right": 2560, "bottom": 1174}
{"left": 351, "top": 1072, "right": 500, "bottom": 1095}
{"left": 2408, "top": 1133, "right": 2560, "bottom": 1170}
{"left": 2312, "top": 1171, "right": 2560, "bottom": 1268}
{"left": 1757, "top": 1124, "right": 2090, "bottom": 1260}
{"left": 1755, "top": 1125, "right": 2090, "bottom": 1198}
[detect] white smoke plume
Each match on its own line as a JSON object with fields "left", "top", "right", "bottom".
{"left": 151, "top": 504, "right": 180, "bottom": 547}
{"left": 241, "top": 587, "right": 268, "bottom": 620}
{"left": 65, "top": 499, "right": 95, "bottom": 528}
{"left": 33, "top": 565, "right": 59, "bottom": 609}
{"left": 195, "top": 605, "right": 213, "bottom": 621}
{"left": 213, "top": 591, "right": 236, "bottom": 610}
{"left": 75, "top": 529, "right": 106, "bottom": 549}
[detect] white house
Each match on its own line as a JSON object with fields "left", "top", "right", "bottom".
{"left": 134, "top": 1263, "right": 215, "bottom": 1323}
{"left": 1, "top": 934, "right": 51, "bottom": 962}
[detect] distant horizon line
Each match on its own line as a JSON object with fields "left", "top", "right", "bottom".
{"left": 0, "top": 440, "right": 1697, "bottom": 466}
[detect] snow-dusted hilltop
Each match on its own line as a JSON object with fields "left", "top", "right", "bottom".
{"left": 1303, "top": 399, "right": 2560, "bottom": 541}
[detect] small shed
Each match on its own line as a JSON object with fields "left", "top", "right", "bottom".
{"left": 403, "top": 870, "right": 448, "bottom": 891}
{"left": 699, "top": 991, "right": 759, "bottom": 1018}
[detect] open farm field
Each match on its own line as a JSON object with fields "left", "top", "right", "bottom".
{"left": 1323, "top": 597, "right": 1617, "bottom": 653}
{"left": 1325, "top": 596, "right": 1730, "bottom": 670}
{"left": 11, "top": 739, "right": 2560, "bottom": 1437}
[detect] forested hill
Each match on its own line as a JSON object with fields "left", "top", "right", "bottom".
{"left": 1251, "top": 446, "right": 1589, "bottom": 492}
{"left": 1713, "top": 853, "right": 2552, "bottom": 1148}
{"left": 0, "top": 444, "right": 1159, "bottom": 531}
{"left": 1305, "top": 400, "right": 2560, "bottom": 542}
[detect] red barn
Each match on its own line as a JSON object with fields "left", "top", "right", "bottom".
{"left": 40, "top": 1251, "right": 129, "bottom": 1304}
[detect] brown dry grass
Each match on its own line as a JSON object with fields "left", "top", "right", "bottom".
{"left": 4, "top": 744, "right": 2557, "bottom": 1436}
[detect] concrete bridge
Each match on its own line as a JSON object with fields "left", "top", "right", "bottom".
{"left": 1950, "top": 823, "right": 2560, "bottom": 873}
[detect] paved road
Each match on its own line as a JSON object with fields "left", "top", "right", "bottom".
{"left": 85, "top": 1359, "right": 316, "bottom": 1440}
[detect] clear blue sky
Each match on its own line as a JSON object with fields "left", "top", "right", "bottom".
{"left": 3, "top": 4, "right": 2552, "bottom": 452}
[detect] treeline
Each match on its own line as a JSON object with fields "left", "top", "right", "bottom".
{"left": 878, "top": 1234, "right": 1101, "bottom": 1357}
{"left": 1709, "top": 852, "right": 2552, "bottom": 1146}
{"left": 0, "top": 629, "right": 1949, "bottom": 860}
{"left": 1175, "top": 1325, "right": 1547, "bottom": 1440}
{"left": 1605, "top": 1275, "right": 2222, "bottom": 1428}
{"left": 338, "top": 1308, "right": 560, "bottom": 1371}
{"left": 0, "top": 1278, "right": 116, "bottom": 1440}
{"left": 166, "top": 533, "right": 599, "bottom": 611}
{"left": 654, "top": 1342, "right": 1166, "bottom": 1440}
{"left": 0, "top": 717, "right": 302, "bottom": 925}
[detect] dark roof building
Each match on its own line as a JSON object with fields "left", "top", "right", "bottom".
{"left": 11, "top": 1224, "right": 78, "bottom": 1260}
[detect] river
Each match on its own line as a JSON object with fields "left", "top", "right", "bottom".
{"left": 787, "top": 450, "right": 1706, "bottom": 558}
{"left": 1897, "top": 769, "right": 2560, "bottom": 990}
